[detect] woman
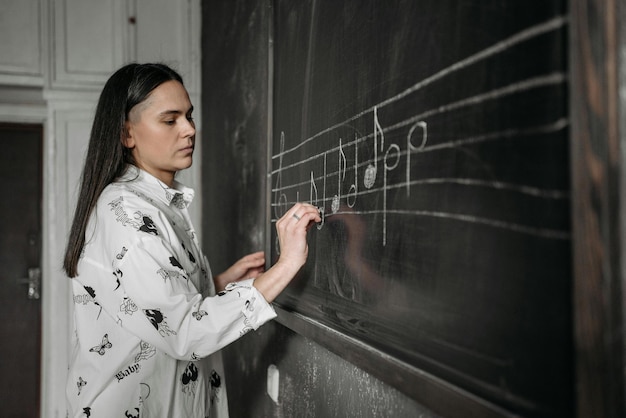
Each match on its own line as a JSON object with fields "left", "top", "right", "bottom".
{"left": 63, "top": 63, "right": 320, "bottom": 417}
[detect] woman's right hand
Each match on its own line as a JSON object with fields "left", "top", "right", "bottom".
{"left": 274, "top": 202, "right": 321, "bottom": 271}
{"left": 252, "top": 202, "right": 321, "bottom": 302}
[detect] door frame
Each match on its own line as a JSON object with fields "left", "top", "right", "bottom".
{"left": 0, "top": 103, "right": 69, "bottom": 418}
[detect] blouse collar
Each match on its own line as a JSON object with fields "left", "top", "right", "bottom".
{"left": 119, "top": 165, "right": 195, "bottom": 209}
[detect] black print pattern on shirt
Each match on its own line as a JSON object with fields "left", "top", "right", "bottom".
{"left": 192, "top": 310, "right": 207, "bottom": 321}
{"left": 240, "top": 318, "right": 253, "bottom": 337}
{"left": 74, "top": 287, "right": 96, "bottom": 306}
{"left": 217, "top": 282, "right": 249, "bottom": 297}
{"left": 113, "top": 268, "right": 123, "bottom": 290}
{"left": 140, "top": 382, "right": 151, "bottom": 402}
{"left": 120, "top": 297, "right": 138, "bottom": 316}
{"left": 181, "top": 242, "right": 196, "bottom": 264}
{"left": 125, "top": 408, "right": 139, "bottom": 418}
{"left": 181, "top": 362, "right": 198, "bottom": 396}
{"left": 83, "top": 286, "right": 103, "bottom": 318}
{"left": 138, "top": 215, "right": 158, "bottom": 235}
{"left": 169, "top": 256, "right": 183, "bottom": 269}
{"left": 108, "top": 197, "right": 159, "bottom": 236}
{"left": 89, "top": 333, "right": 112, "bottom": 355}
{"left": 82, "top": 407, "right": 91, "bottom": 417}
{"left": 156, "top": 268, "right": 187, "bottom": 282}
{"left": 115, "top": 362, "right": 141, "bottom": 382}
{"left": 171, "top": 193, "right": 187, "bottom": 209}
{"left": 134, "top": 341, "right": 156, "bottom": 362}
{"left": 76, "top": 376, "right": 87, "bottom": 395}
{"left": 116, "top": 246, "right": 128, "bottom": 260}
{"left": 155, "top": 256, "right": 188, "bottom": 283}
{"left": 83, "top": 286, "right": 97, "bottom": 304}
{"left": 143, "top": 309, "right": 177, "bottom": 337}
{"left": 209, "top": 370, "right": 221, "bottom": 405}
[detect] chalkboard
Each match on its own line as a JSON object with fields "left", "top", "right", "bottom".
{"left": 268, "top": 1, "right": 571, "bottom": 416}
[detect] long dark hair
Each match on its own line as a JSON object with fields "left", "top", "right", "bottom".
{"left": 63, "top": 63, "right": 184, "bottom": 277}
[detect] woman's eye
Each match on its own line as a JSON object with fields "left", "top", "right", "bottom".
{"left": 164, "top": 120, "right": 176, "bottom": 125}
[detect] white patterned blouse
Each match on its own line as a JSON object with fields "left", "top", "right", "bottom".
{"left": 66, "top": 165, "right": 276, "bottom": 418}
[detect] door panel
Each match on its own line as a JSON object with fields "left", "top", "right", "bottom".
{"left": 0, "top": 123, "right": 42, "bottom": 418}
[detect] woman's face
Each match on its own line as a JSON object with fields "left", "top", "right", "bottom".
{"left": 124, "top": 80, "right": 195, "bottom": 186}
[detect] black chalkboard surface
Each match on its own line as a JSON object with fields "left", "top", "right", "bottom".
{"left": 269, "top": 1, "right": 571, "bottom": 416}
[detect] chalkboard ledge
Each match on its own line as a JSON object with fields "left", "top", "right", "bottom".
{"left": 273, "top": 304, "right": 516, "bottom": 418}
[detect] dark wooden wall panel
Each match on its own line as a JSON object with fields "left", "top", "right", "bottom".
{"left": 201, "top": 0, "right": 626, "bottom": 417}
{"left": 570, "top": 0, "right": 626, "bottom": 417}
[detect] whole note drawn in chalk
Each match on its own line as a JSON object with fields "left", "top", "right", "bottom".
{"left": 270, "top": 16, "right": 570, "bottom": 245}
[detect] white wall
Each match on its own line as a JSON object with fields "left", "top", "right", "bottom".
{"left": 0, "top": 1, "right": 201, "bottom": 416}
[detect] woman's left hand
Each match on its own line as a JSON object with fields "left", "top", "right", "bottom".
{"left": 214, "top": 251, "right": 266, "bottom": 292}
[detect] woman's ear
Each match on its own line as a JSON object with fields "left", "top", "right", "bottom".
{"left": 122, "top": 121, "right": 134, "bottom": 149}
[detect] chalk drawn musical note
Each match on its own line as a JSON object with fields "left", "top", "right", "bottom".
{"left": 406, "top": 121, "right": 427, "bottom": 196}
{"left": 364, "top": 106, "right": 383, "bottom": 189}
{"left": 318, "top": 152, "right": 328, "bottom": 229}
{"left": 383, "top": 143, "right": 401, "bottom": 246}
{"left": 332, "top": 138, "right": 347, "bottom": 214}
{"left": 310, "top": 170, "right": 318, "bottom": 207}
{"left": 310, "top": 170, "right": 326, "bottom": 229}
{"left": 346, "top": 133, "right": 358, "bottom": 208}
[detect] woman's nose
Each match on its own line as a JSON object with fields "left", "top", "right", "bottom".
{"left": 183, "top": 119, "right": 196, "bottom": 138}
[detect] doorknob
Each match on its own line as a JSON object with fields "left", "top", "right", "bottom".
{"left": 17, "top": 267, "right": 41, "bottom": 300}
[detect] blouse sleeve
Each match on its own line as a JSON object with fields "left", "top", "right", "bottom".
{"left": 77, "top": 192, "right": 277, "bottom": 361}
